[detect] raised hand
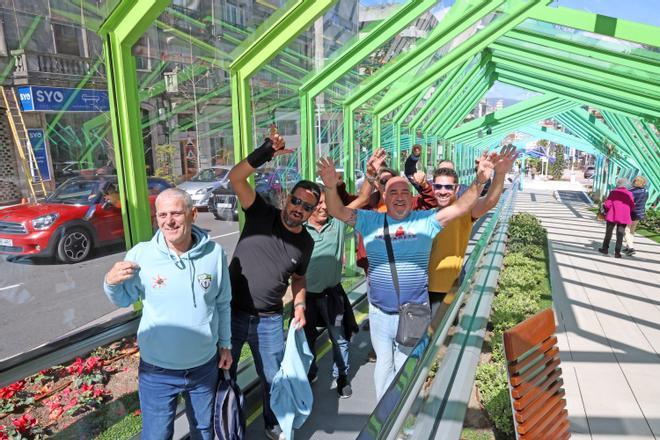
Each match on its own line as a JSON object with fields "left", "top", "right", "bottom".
{"left": 366, "top": 148, "right": 387, "bottom": 176}
{"left": 105, "top": 261, "right": 140, "bottom": 285}
{"left": 269, "top": 124, "right": 293, "bottom": 157}
{"left": 476, "top": 151, "right": 497, "bottom": 183}
{"left": 492, "top": 144, "right": 519, "bottom": 174}
{"left": 317, "top": 157, "right": 339, "bottom": 188}
{"left": 413, "top": 170, "right": 428, "bottom": 187}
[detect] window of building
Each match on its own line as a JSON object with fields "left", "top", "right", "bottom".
{"left": 223, "top": 2, "right": 246, "bottom": 27}
{"left": 53, "top": 23, "right": 82, "bottom": 56}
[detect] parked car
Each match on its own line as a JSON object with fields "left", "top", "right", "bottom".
{"left": 208, "top": 167, "right": 302, "bottom": 221}
{"left": 584, "top": 166, "right": 595, "bottom": 179}
{"left": 176, "top": 165, "right": 232, "bottom": 209}
{"left": 0, "top": 176, "right": 172, "bottom": 263}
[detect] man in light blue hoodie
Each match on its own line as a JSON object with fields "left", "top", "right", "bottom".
{"left": 104, "top": 188, "right": 232, "bottom": 440}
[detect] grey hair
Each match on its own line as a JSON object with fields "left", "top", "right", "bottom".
{"left": 615, "top": 177, "right": 629, "bottom": 188}
{"left": 155, "top": 188, "right": 194, "bottom": 212}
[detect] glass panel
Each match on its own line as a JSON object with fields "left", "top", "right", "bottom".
{"left": 0, "top": 0, "right": 132, "bottom": 366}
{"left": 549, "top": 0, "right": 660, "bottom": 28}
{"left": 518, "top": 17, "right": 660, "bottom": 63}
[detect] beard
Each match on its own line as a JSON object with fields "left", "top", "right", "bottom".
{"left": 282, "top": 208, "right": 304, "bottom": 228}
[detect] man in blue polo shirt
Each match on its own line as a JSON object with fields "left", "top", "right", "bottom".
{"left": 317, "top": 151, "right": 500, "bottom": 399}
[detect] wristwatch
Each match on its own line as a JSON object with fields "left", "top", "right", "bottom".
{"left": 294, "top": 302, "right": 306, "bottom": 311}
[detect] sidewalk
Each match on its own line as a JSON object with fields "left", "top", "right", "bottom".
{"left": 515, "top": 179, "right": 660, "bottom": 439}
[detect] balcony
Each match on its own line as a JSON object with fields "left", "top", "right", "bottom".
{"left": 10, "top": 49, "right": 106, "bottom": 87}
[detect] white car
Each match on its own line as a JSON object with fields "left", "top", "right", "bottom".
{"left": 177, "top": 165, "right": 232, "bottom": 208}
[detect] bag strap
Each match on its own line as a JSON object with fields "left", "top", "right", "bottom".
{"left": 382, "top": 215, "right": 401, "bottom": 304}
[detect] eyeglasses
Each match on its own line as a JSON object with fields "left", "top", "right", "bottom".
{"left": 432, "top": 183, "right": 456, "bottom": 191}
{"left": 379, "top": 176, "right": 391, "bottom": 185}
{"left": 290, "top": 195, "right": 316, "bottom": 212}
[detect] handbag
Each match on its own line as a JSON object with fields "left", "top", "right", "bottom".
{"left": 383, "top": 215, "right": 431, "bottom": 347}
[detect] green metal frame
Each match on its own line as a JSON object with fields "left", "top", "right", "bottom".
{"left": 230, "top": 0, "right": 336, "bottom": 226}
{"left": 98, "top": 0, "right": 170, "bottom": 248}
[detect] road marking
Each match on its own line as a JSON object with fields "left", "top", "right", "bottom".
{"left": 210, "top": 231, "right": 240, "bottom": 240}
{"left": 0, "top": 283, "right": 22, "bottom": 291}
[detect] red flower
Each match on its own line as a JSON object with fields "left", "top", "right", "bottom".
{"left": 0, "top": 380, "right": 25, "bottom": 400}
{"left": 0, "top": 425, "right": 7, "bottom": 440}
{"left": 11, "top": 414, "right": 37, "bottom": 434}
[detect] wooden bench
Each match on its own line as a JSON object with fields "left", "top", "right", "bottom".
{"left": 503, "top": 308, "right": 570, "bottom": 439}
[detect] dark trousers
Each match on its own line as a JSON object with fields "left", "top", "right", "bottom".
{"left": 602, "top": 221, "right": 626, "bottom": 254}
{"left": 304, "top": 291, "right": 350, "bottom": 379}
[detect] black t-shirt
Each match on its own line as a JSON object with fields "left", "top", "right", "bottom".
{"left": 405, "top": 154, "right": 420, "bottom": 177}
{"left": 229, "top": 194, "right": 314, "bottom": 314}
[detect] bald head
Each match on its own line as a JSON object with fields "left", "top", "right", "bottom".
{"left": 155, "top": 188, "right": 194, "bottom": 213}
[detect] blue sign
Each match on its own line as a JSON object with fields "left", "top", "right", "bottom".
{"left": 18, "top": 86, "right": 109, "bottom": 112}
{"left": 27, "top": 129, "right": 51, "bottom": 181}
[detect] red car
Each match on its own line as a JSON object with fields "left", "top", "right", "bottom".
{"left": 0, "top": 176, "right": 171, "bottom": 263}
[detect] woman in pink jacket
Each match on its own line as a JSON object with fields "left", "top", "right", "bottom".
{"left": 598, "top": 178, "right": 636, "bottom": 258}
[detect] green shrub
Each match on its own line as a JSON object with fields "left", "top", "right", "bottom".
{"left": 502, "top": 252, "right": 543, "bottom": 270}
{"left": 641, "top": 209, "right": 660, "bottom": 233}
{"left": 508, "top": 244, "right": 545, "bottom": 260}
{"left": 497, "top": 264, "right": 544, "bottom": 293}
{"left": 508, "top": 213, "right": 546, "bottom": 247}
{"left": 491, "top": 291, "right": 541, "bottom": 334}
{"left": 475, "top": 362, "right": 514, "bottom": 436}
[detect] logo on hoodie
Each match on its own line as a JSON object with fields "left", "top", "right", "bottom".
{"left": 152, "top": 274, "right": 167, "bottom": 289}
{"left": 197, "top": 273, "right": 212, "bottom": 290}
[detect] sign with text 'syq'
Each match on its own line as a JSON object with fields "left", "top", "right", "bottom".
{"left": 27, "top": 129, "right": 51, "bottom": 181}
{"left": 18, "top": 86, "right": 109, "bottom": 112}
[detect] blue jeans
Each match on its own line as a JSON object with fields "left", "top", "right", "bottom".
{"left": 304, "top": 294, "right": 350, "bottom": 379}
{"left": 368, "top": 303, "right": 413, "bottom": 400}
{"left": 229, "top": 309, "right": 284, "bottom": 428}
{"left": 138, "top": 353, "right": 218, "bottom": 440}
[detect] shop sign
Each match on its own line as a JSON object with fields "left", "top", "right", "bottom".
{"left": 27, "top": 129, "right": 51, "bottom": 181}
{"left": 18, "top": 86, "right": 109, "bottom": 112}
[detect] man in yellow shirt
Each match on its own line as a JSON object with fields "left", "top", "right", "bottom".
{"left": 428, "top": 145, "right": 518, "bottom": 317}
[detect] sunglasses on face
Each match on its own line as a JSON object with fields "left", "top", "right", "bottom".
{"left": 379, "top": 176, "right": 391, "bottom": 185}
{"left": 433, "top": 183, "right": 456, "bottom": 191}
{"left": 290, "top": 195, "right": 316, "bottom": 212}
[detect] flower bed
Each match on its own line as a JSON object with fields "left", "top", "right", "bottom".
{"left": 473, "top": 212, "right": 552, "bottom": 438}
{"left": 0, "top": 338, "right": 140, "bottom": 439}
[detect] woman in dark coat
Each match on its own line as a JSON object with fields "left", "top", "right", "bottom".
{"left": 623, "top": 175, "right": 649, "bottom": 256}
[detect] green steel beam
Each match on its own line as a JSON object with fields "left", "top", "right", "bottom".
{"left": 501, "top": 30, "right": 660, "bottom": 80}
{"left": 520, "top": 125, "right": 602, "bottom": 155}
{"left": 408, "top": 63, "right": 468, "bottom": 135}
{"left": 349, "top": 0, "right": 506, "bottom": 111}
{"left": 301, "top": 0, "right": 442, "bottom": 97}
{"left": 495, "top": 66, "right": 660, "bottom": 120}
{"left": 231, "top": 0, "right": 335, "bottom": 195}
{"left": 490, "top": 42, "right": 660, "bottom": 95}
{"left": 98, "top": 0, "right": 170, "bottom": 248}
{"left": 426, "top": 60, "right": 493, "bottom": 135}
{"left": 366, "top": 0, "right": 549, "bottom": 119}
{"left": 437, "top": 74, "right": 494, "bottom": 137}
{"left": 446, "top": 94, "right": 567, "bottom": 140}
{"left": 422, "top": 58, "right": 488, "bottom": 133}
{"left": 529, "top": 6, "right": 660, "bottom": 47}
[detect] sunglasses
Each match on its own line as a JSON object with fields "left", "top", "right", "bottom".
{"left": 379, "top": 176, "right": 391, "bottom": 185}
{"left": 432, "top": 183, "right": 456, "bottom": 191}
{"left": 290, "top": 195, "right": 316, "bottom": 212}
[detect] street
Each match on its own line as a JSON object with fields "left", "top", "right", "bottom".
{"left": 0, "top": 212, "right": 239, "bottom": 361}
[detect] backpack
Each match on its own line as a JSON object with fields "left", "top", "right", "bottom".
{"left": 214, "top": 370, "right": 246, "bottom": 440}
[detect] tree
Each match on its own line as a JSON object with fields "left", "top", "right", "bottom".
{"left": 550, "top": 145, "right": 566, "bottom": 180}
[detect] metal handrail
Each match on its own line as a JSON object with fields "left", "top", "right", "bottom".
{"left": 358, "top": 179, "right": 518, "bottom": 439}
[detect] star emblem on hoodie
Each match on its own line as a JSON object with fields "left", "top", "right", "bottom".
{"left": 152, "top": 274, "right": 167, "bottom": 289}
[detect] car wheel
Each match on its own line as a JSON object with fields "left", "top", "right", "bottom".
{"left": 56, "top": 227, "right": 92, "bottom": 263}
{"left": 212, "top": 211, "right": 222, "bottom": 220}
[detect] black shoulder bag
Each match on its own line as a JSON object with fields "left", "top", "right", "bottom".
{"left": 383, "top": 215, "right": 431, "bottom": 347}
